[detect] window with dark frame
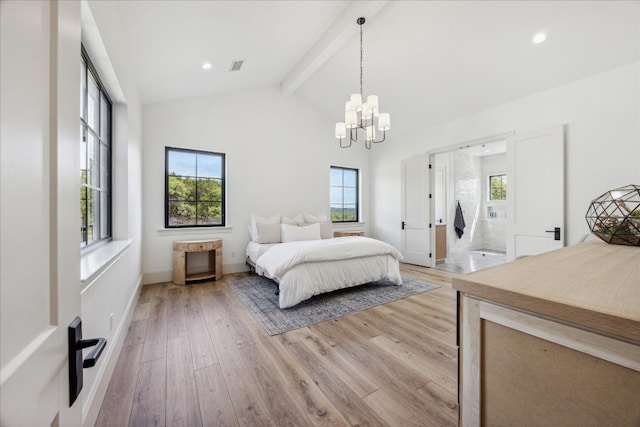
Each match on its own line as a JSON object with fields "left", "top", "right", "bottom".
{"left": 81, "top": 46, "right": 112, "bottom": 248}
{"left": 165, "top": 147, "right": 225, "bottom": 227}
{"left": 489, "top": 174, "right": 507, "bottom": 200}
{"left": 330, "top": 166, "right": 359, "bottom": 222}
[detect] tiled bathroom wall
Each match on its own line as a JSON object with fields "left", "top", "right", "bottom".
{"left": 451, "top": 151, "right": 506, "bottom": 254}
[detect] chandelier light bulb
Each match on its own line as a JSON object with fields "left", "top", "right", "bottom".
{"left": 365, "top": 125, "right": 375, "bottom": 141}
{"left": 378, "top": 113, "right": 390, "bottom": 131}
{"left": 345, "top": 110, "right": 358, "bottom": 129}
{"left": 350, "top": 93, "right": 362, "bottom": 111}
{"left": 335, "top": 122, "right": 347, "bottom": 139}
{"left": 366, "top": 95, "right": 379, "bottom": 114}
{"left": 361, "top": 102, "right": 372, "bottom": 120}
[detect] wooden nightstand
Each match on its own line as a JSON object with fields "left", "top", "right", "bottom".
{"left": 334, "top": 231, "right": 364, "bottom": 238}
{"left": 172, "top": 239, "right": 222, "bottom": 285}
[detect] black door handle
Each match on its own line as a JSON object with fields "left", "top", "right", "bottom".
{"left": 77, "top": 337, "right": 107, "bottom": 368}
{"left": 545, "top": 227, "right": 561, "bottom": 241}
{"left": 68, "top": 316, "right": 107, "bottom": 405}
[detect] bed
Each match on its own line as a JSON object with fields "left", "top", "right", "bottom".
{"left": 246, "top": 233, "right": 403, "bottom": 309}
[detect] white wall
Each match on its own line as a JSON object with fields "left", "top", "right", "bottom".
{"left": 371, "top": 62, "right": 640, "bottom": 250}
{"left": 79, "top": 1, "right": 144, "bottom": 424}
{"left": 142, "top": 86, "right": 369, "bottom": 283}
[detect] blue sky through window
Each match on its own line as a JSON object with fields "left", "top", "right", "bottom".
{"left": 168, "top": 150, "right": 222, "bottom": 178}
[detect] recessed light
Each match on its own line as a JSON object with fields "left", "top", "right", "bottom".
{"left": 202, "top": 62, "right": 212, "bottom": 70}
{"left": 532, "top": 32, "right": 548, "bottom": 44}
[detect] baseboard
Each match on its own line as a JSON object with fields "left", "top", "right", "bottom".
{"left": 223, "top": 262, "right": 250, "bottom": 274}
{"left": 82, "top": 273, "right": 143, "bottom": 427}
{"left": 142, "top": 270, "right": 171, "bottom": 285}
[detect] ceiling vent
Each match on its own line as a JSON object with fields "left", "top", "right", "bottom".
{"left": 229, "top": 60, "right": 244, "bottom": 72}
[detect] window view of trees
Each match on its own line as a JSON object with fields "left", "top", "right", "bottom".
{"left": 166, "top": 148, "right": 225, "bottom": 227}
{"left": 489, "top": 174, "right": 507, "bottom": 200}
{"left": 330, "top": 166, "right": 358, "bottom": 222}
{"left": 81, "top": 48, "right": 111, "bottom": 248}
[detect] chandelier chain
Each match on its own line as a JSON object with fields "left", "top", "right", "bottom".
{"left": 359, "top": 21, "right": 363, "bottom": 97}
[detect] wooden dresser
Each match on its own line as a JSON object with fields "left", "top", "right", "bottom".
{"left": 453, "top": 240, "right": 640, "bottom": 426}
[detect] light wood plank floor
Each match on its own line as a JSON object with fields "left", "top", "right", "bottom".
{"left": 96, "top": 264, "right": 460, "bottom": 427}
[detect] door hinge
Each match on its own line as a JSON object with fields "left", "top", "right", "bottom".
{"left": 429, "top": 253, "right": 432, "bottom": 258}
{"left": 429, "top": 164, "right": 432, "bottom": 169}
{"left": 429, "top": 194, "right": 432, "bottom": 199}
{"left": 429, "top": 223, "right": 432, "bottom": 228}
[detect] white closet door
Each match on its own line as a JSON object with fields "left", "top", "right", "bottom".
{"left": 506, "top": 125, "right": 565, "bottom": 260}
{"left": 401, "top": 155, "right": 431, "bottom": 266}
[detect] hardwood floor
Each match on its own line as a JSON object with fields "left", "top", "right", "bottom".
{"left": 95, "top": 264, "right": 460, "bottom": 427}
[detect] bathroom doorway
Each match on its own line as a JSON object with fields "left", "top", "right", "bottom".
{"left": 431, "top": 139, "right": 508, "bottom": 274}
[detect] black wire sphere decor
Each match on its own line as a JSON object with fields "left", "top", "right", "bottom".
{"left": 585, "top": 184, "right": 640, "bottom": 246}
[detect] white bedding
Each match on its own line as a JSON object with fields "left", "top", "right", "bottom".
{"left": 246, "top": 241, "right": 279, "bottom": 263}
{"left": 253, "top": 237, "right": 403, "bottom": 308}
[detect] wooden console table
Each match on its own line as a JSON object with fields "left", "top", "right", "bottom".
{"left": 334, "top": 231, "right": 364, "bottom": 237}
{"left": 172, "top": 239, "right": 222, "bottom": 285}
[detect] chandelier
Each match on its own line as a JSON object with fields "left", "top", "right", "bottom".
{"left": 335, "top": 17, "right": 390, "bottom": 149}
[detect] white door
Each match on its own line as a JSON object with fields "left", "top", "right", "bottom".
{"left": 1, "top": 1, "right": 83, "bottom": 425}
{"left": 506, "top": 125, "right": 565, "bottom": 260}
{"left": 401, "top": 155, "right": 431, "bottom": 266}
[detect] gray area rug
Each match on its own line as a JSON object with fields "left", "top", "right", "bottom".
{"left": 226, "top": 275, "right": 439, "bottom": 335}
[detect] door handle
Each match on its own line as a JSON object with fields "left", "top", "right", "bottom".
{"left": 545, "top": 227, "right": 561, "bottom": 241}
{"left": 78, "top": 337, "right": 107, "bottom": 368}
{"left": 68, "top": 316, "right": 107, "bottom": 406}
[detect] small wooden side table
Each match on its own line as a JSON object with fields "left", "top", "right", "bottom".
{"left": 334, "top": 231, "right": 364, "bottom": 238}
{"left": 172, "top": 239, "right": 222, "bottom": 285}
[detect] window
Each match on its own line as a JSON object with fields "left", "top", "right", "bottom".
{"left": 489, "top": 174, "right": 507, "bottom": 200}
{"left": 330, "top": 166, "right": 359, "bottom": 222}
{"left": 81, "top": 47, "right": 112, "bottom": 248}
{"left": 165, "top": 147, "right": 225, "bottom": 227}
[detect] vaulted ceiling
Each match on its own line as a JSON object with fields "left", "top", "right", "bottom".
{"left": 114, "top": 0, "right": 639, "bottom": 129}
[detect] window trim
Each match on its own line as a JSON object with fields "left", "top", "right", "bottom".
{"left": 81, "top": 45, "right": 112, "bottom": 250}
{"left": 330, "top": 165, "right": 360, "bottom": 223}
{"left": 164, "top": 146, "right": 226, "bottom": 228}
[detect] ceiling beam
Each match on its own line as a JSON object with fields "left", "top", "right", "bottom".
{"left": 280, "top": 0, "right": 389, "bottom": 97}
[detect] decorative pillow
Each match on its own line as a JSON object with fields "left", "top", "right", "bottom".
{"left": 256, "top": 222, "right": 282, "bottom": 244}
{"left": 281, "top": 222, "right": 321, "bottom": 243}
{"left": 251, "top": 214, "right": 281, "bottom": 242}
{"left": 302, "top": 221, "right": 333, "bottom": 239}
{"left": 282, "top": 214, "right": 304, "bottom": 225}
{"left": 303, "top": 213, "right": 327, "bottom": 223}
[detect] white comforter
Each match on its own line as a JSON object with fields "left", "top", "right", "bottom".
{"left": 255, "top": 237, "right": 403, "bottom": 308}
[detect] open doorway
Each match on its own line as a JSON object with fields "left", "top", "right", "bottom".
{"left": 431, "top": 139, "right": 508, "bottom": 274}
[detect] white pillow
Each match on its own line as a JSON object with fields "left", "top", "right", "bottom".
{"left": 281, "top": 223, "right": 321, "bottom": 243}
{"left": 303, "top": 213, "right": 327, "bottom": 223}
{"left": 251, "top": 214, "right": 281, "bottom": 243}
{"left": 256, "top": 222, "right": 282, "bottom": 244}
{"left": 282, "top": 214, "right": 304, "bottom": 225}
{"left": 303, "top": 221, "right": 333, "bottom": 239}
